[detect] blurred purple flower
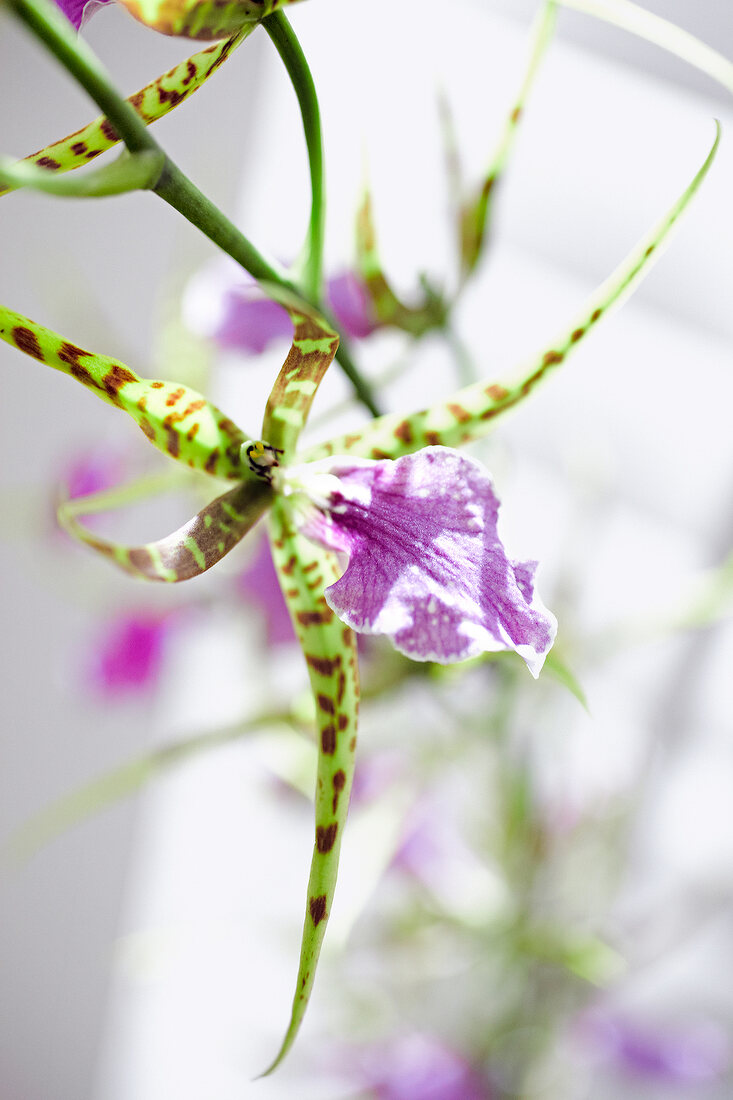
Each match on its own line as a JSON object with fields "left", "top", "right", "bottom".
{"left": 87, "top": 611, "right": 172, "bottom": 697}
{"left": 53, "top": 0, "right": 111, "bottom": 30}
{"left": 235, "top": 535, "right": 295, "bottom": 647}
{"left": 344, "top": 1034, "right": 491, "bottom": 1100}
{"left": 64, "top": 447, "right": 124, "bottom": 501}
{"left": 286, "top": 447, "right": 556, "bottom": 674}
{"left": 584, "top": 1014, "right": 729, "bottom": 1085}
{"left": 183, "top": 259, "right": 378, "bottom": 356}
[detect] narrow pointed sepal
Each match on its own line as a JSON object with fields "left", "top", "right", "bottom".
{"left": 261, "top": 499, "right": 360, "bottom": 1074}
{"left": 59, "top": 480, "right": 272, "bottom": 580}
{"left": 355, "top": 190, "right": 447, "bottom": 337}
{"left": 307, "top": 121, "right": 720, "bottom": 464}
{"left": 261, "top": 291, "right": 340, "bottom": 457}
{"left": 459, "top": 0, "right": 557, "bottom": 278}
{"left": 0, "top": 32, "right": 250, "bottom": 199}
{"left": 0, "top": 305, "right": 252, "bottom": 478}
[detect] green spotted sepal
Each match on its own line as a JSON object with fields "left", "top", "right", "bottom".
{"left": 0, "top": 31, "right": 250, "bottom": 199}
{"left": 262, "top": 500, "right": 360, "bottom": 1075}
{"left": 260, "top": 288, "right": 340, "bottom": 456}
{"left": 0, "top": 304, "right": 251, "bottom": 479}
{"left": 119, "top": 0, "right": 304, "bottom": 40}
{"left": 59, "top": 479, "right": 272, "bottom": 582}
{"left": 306, "top": 121, "right": 720, "bottom": 465}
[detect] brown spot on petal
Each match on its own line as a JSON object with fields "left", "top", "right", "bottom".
{"left": 204, "top": 449, "right": 219, "bottom": 474}
{"left": 542, "top": 350, "right": 564, "bottom": 367}
{"left": 35, "top": 156, "right": 60, "bottom": 170}
{"left": 590, "top": 308, "right": 602, "bottom": 324}
{"left": 349, "top": 736, "right": 357, "bottom": 751}
{"left": 332, "top": 769, "right": 346, "bottom": 812}
{"left": 12, "top": 326, "right": 44, "bottom": 361}
{"left": 511, "top": 105, "right": 522, "bottom": 124}
{"left": 186, "top": 422, "right": 200, "bottom": 442}
{"left": 321, "top": 725, "right": 336, "bottom": 754}
{"left": 306, "top": 655, "right": 340, "bottom": 676}
{"left": 151, "top": 381, "right": 165, "bottom": 389}
{"left": 371, "top": 448, "right": 392, "bottom": 460}
{"left": 486, "top": 384, "right": 508, "bottom": 401}
{"left": 139, "top": 418, "right": 156, "bottom": 441}
{"left": 424, "top": 431, "right": 441, "bottom": 446}
{"left": 309, "top": 895, "right": 327, "bottom": 926}
{"left": 165, "top": 387, "right": 185, "bottom": 407}
{"left": 280, "top": 555, "right": 297, "bottom": 576}
{"left": 447, "top": 403, "right": 471, "bottom": 423}
{"left": 571, "top": 328, "right": 585, "bottom": 343}
{"left": 317, "top": 694, "right": 335, "bottom": 715}
{"left": 297, "top": 608, "right": 333, "bottom": 627}
{"left": 394, "top": 419, "right": 413, "bottom": 444}
{"left": 166, "top": 427, "right": 180, "bottom": 458}
{"left": 102, "top": 363, "right": 137, "bottom": 398}
{"left": 316, "top": 823, "right": 338, "bottom": 853}
{"left": 70, "top": 141, "right": 87, "bottom": 156}
{"left": 100, "top": 119, "right": 118, "bottom": 142}
{"left": 303, "top": 561, "right": 319, "bottom": 573}
{"left": 337, "top": 673, "right": 346, "bottom": 705}
{"left": 338, "top": 714, "right": 349, "bottom": 732}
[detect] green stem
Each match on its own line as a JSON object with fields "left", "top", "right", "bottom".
{"left": 8, "top": 0, "right": 382, "bottom": 416}
{"left": 263, "top": 11, "right": 325, "bottom": 301}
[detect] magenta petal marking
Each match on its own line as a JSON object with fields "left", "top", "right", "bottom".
{"left": 298, "top": 447, "right": 556, "bottom": 676}
{"left": 88, "top": 611, "right": 170, "bottom": 696}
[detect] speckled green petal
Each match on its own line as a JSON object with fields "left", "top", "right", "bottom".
{"left": 459, "top": 1, "right": 557, "bottom": 278}
{"left": 0, "top": 304, "right": 252, "bottom": 479}
{"left": 262, "top": 499, "right": 360, "bottom": 1075}
{"left": 119, "top": 0, "right": 304, "bottom": 41}
{"left": 59, "top": 479, "right": 272, "bottom": 580}
{"left": 0, "top": 31, "right": 250, "bottom": 200}
{"left": 261, "top": 291, "right": 340, "bottom": 457}
{"left": 307, "top": 122, "right": 720, "bottom": 464}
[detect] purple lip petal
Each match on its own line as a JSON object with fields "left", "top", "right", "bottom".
{"left": 296, "top": 447, "right": 556, "bottom": 675}
{"left": 346, "top": 1034, "right": 490, "bottom": 1100}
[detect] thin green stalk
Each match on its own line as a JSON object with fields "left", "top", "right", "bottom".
{"left": 263, "top": 11, "right": 325, "bottom": 301}
{"left": 7, "top": 0, "right": 381, "bottom": 416}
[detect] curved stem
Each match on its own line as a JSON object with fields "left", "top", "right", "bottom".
{"left": 8, "top": 0, "right": 382, "bottom": 415}
{"left": 263, "top": 11, "right": 325, "bottom": 301}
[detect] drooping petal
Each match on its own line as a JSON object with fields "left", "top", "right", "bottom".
{"left": 1, "top": 33, "right": 250, "bottom": 199}
{"left": 291, "top": 447, "right": 556, "bottom": 676}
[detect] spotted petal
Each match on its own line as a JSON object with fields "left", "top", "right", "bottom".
{"left": 118, "top": 0, "right": 305, "bottom": 40}
{"left": 292, "top": 447, "right": 556, "bottom": 676}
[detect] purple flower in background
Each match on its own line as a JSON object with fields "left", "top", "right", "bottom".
{"left": 183, "top": 259, "right": 378, "bottom": 355}
{"left": 235, "top": 535, "right": 296, "bottom": 647}
{"left": 64, "top": 447, "right": 124, "bottom": 501}
{"left": 53, "top": 0, "right": 111, "bottom": 30}
{"left": 343, "top": 1034, "right": 491, "bottom": 1100}
{"left": 583, "top": 1014, "right": 729, "bottom": 1085}
{"left": 281, "top": 447, "right": 556, "bottom": 674}
{"left": 87, "top": 611, "right": 171, "bottom": 697}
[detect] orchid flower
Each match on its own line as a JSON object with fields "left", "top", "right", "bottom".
{"left": 0, "top": 117, "right": 716, "bottom": 1069}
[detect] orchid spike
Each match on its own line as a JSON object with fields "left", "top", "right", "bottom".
{"left": 262, "top": 500, "right": 360, "bottom": 1075}
{"left": 0, "top": 32, "right": 250, "bottom": 199}
{"left": 304, "top": 122, "right": 720, "bottom": 466}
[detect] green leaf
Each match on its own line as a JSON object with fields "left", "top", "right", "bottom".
{"left": 306, "top": 121, "right": 720, "bottom": 464}
{"left": 262, "top": 499, "right": 360, "bottom": 1075}
{"left": 59, "top": 479, "right": 272, "bottom": 581}
{"left": 0, "top": 30, "right": 251, "bottom": 200}
{"left": 0, "top": 304, "right": 252, "bottom": 479}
